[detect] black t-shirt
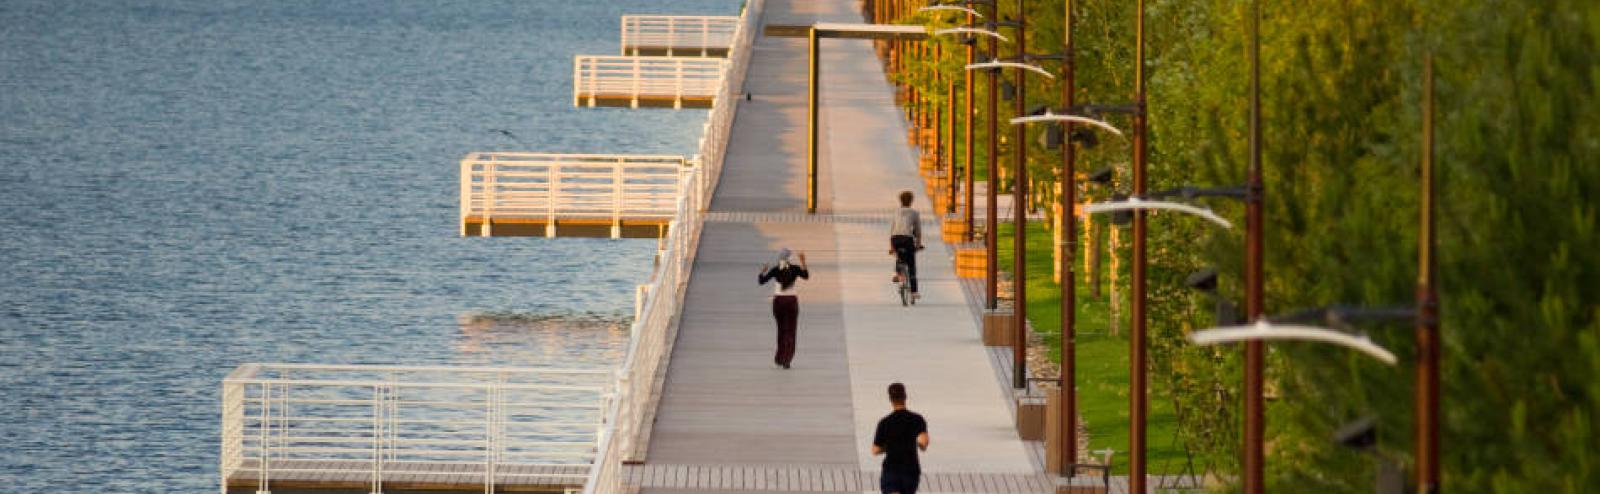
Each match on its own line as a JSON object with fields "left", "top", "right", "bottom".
{"left": 873, "top": 409, "right": 927, "bottom": 475}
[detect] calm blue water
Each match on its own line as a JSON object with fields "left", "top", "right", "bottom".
{"left": 0, "top": 0, "right": 736, "bottom": 491}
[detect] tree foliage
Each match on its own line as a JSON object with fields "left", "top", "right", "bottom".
{"left": 896, "top": 0, "right": 1598, "bottom": 491}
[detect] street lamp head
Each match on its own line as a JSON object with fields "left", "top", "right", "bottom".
{"left": 1333, "top": 416, "right": 1379, "bottom": 451}
{"left": 1185, "top": 268, "right": 1219, "bottom": 292}
{"left": 1109, "top": 193, "right": 1133, "bottom": 225}
{"left": 918, "top": 5, "right": 984, "bottom": 17}
{"left": 1070, "top": 128, "right": 1101, "bottom": 148}
{"left": 1088, "top": 166, "right": 1114, "bottom": 184}
{"left": 1186, "top": 321, "right": 1400, "bottom": 365}
{"left": 934, "top": 27, "right": 1009, "bottom": 43}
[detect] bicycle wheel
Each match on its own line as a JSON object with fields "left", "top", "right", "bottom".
{"left": 896, "top": 262, "right": 910, "bottom": 306}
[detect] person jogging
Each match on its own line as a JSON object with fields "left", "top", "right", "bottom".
{"left": 872, "top": 382, "right": 929, "bottom": 494}
{"left": 758, "top": 248, "right": 809, "bottom": 369}
{"left": 888, "top": 191, "right": 923, "bottom": 299}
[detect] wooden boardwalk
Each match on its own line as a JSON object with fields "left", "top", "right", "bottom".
{"left": 636, "top": 0, "right": 1046, "bottom": 493}
{"left": 620, "top": 465, "right": 1055, "bottom": 493}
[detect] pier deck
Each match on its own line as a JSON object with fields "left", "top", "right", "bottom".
{"left": 639, "top": 0, "right": 1043, "bottom": 492}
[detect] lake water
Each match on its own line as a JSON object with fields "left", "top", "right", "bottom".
{"left": 0, "top": 0, "right": 736, "bottom": 491}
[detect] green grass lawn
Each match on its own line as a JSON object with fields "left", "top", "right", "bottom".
{"left": 997, "top": 222, "right": 1188, "bottom": 475}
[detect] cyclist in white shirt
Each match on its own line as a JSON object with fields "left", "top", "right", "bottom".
{"left": 888, "top": 191, "right": 923, "bottom": 299}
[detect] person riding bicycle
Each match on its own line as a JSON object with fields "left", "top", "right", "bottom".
{"left": 889, "top": 191, "right": 923, "bottom": 299}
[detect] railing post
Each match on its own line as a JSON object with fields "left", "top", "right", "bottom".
{"left": 612, "top": 159, "right": 624, "bottom": 239}
{"left": 481, "top": 160, "right": 495, "bottom": 237}
{"left": 460, "top": 157, "right": 471, "bottom": 237}
{"left": 547, "top": 162, "right": 559, "bottom": 238}
{"left": 666, "top": 17, "right": 675, "bottom": 57}
{"left": 621, "top": 17, "right": 630, "bottom": 56}
{"left": 256, "top": 382, "right": 271, "bottom": 494}
{"left": 631, "top": 58, "right": 641, "bottom": 109}
{"left": 674, "top": 59, "right": 684, "bottom": 110}
{"left": 483, "top": 384, "right": 494, "bottom": 494}
{"left": 370, "top": 384, "right": 382, "bottom": 494}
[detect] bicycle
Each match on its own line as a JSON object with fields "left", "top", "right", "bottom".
{"left": 895, "top": 257, "right": 915, "bottom": 306}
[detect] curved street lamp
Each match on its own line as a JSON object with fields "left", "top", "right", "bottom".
{"left": 1188, "top": 320, "right": 1399, "bottom": 365}
{"left": 1083, "top": 197, "right": 1233, "bottom": 229}
{"left": 919, "top": 5, "right": 984, "bottom": 18}
{"left": 1008, "top": 112, "right": 1125, "bottom": 138}
{"left": 932, "top": 27, "right": 1008, "bottom": 42}
{"left": 964, "top": 60, "right": 1054, "bottom": 79}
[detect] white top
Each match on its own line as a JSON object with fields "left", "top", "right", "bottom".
{"left": 889, "top": 207, "right": 922, "bottom": 241}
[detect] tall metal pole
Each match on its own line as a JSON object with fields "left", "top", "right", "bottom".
{"left": 1129, "top": 0, "right": 1149, "bottom": 491}
{"left": 1243, "top": 0, "right": 1266, "bottom": 492}
{"left": 935, "top": 43, "right": 945, "bottom": 194}
{"left": 1416, "top": 53, "right": 1441, "bottom": 494}
{"left": 807, "top": 27, "right": 819, "bottom": 214}
{"left": 985, "top": 0, "right": 1000, "bottom": 310}
{"left": 1011, "top": 0, "right": 1028, "bottom": 390}
{"left": 1058, "top": 0, "right": 1078, "bottom": 475}
{"left": 946, "top": 74, "right": 958, "bottom": 214}
{"left": 964, "top": 9, "right": 977, "bottom": 241}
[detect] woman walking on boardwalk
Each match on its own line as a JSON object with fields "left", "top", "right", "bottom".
{"left": 758, "top": 248, "right": 809, "bottom": 369}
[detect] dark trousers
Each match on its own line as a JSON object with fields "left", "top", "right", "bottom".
{"left": 891, "top": 235, "right": 919, "bottom": 293}
{"left": 772, "top": 295, "right": 799, "bottom": 366}
{"left": 880, "top": 469, "right": 920, "bottom": 494}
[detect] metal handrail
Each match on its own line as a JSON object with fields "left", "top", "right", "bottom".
{"left": 621, "top": 15, "right": 739, "bottom": 56}
{"left": 572, "top": 56, "right": 729, "bottom": 108}
{"left": 219, "top": 364, "right": 613, "bottom": 494}
{"left": 459, "top": 153, "right": 688, "bottom": 237}
{"left": 580, "top": 2, "right": 764, "bottom": 494}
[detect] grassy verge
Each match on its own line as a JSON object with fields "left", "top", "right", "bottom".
{"left": 997, "top": 221, "right": 1188, "bottom": 475}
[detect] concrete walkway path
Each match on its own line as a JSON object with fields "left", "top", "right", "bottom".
{"left": 643, "top": 0, "right": 1036, "bottom": 488}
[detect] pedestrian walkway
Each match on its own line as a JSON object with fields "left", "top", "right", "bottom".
{"left": 641, "top": 0, "right": 1038, "bottom": 489}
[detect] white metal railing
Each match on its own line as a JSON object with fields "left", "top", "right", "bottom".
{"left": 220, "top": 364, "right": 613, "bottom": 494}
{"left": 458, "top": 153, "right": 690, "bottom": 238}
{"left": 580, "top": 2, "right": 764, "bottom": 494}
{"left": 620, "top": 15, "right": 740, "bottom": 56}
{"left": 571, "top": 55, "right": 729, "bottom": 108}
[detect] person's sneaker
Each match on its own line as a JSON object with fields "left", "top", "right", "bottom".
{"left": 912, "top": 293, "right": 921, "bottom": 301}
{"left": 781, "top": 363, "right": 791, "bottom": 369}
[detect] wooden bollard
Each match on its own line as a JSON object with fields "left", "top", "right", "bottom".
{"left": 982, "top": 310, "right": 1014, "bottom": 346}
{"left": 1016, "top": 393, "right": 1046, "bottom": 441}
{"left": 941, "top": 215, "right": 968, "bottom": 243}
{"left": 955, "top": 247, "right": 986, "bottom": 278}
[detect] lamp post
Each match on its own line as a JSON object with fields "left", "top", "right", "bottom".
{"left": 1416, "top": 53, "right": 1440, "bottom": 494}
{"left": 1010, "top": 0, "right": 1028, "bottom": 391}
{"left": 1130, "top": 0, "right": 1149, "bottom": 489}
{"left": 985, "top": 1, "right": 1002, "bottom": 311}
{"left": 1243, "top": 0, "right": 1266, "bottom": 491}
{"left": 963, "top": 8, "right": 976, "bottom": 241}
{"left": 1057, "top": 0, "right": 1077, "bottom": 473}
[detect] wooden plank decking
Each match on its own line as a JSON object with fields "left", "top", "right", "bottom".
{"left": 620, "top": 464, "right": 1055, "bottom": 493}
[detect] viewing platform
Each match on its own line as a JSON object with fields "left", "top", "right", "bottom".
{"left": 621, "top": 15, "right": 740, "bottom": 57}
{"left": 458, "top": 153, "right": 690, "bottom": 239}
{"left": 572, "top": 55, "right": 728, "bottom": 109}
{"left": 220, "top": 364, "right": 611, "bottom": 494}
